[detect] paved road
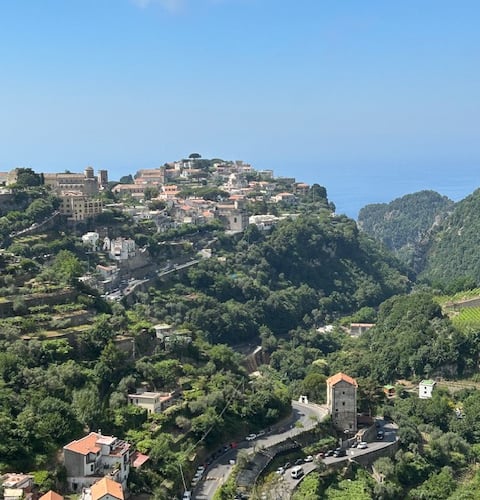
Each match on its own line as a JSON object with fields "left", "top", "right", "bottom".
{"left": 192, "top": 401, "right": 327, "bottom": 500}
{"left": 277, "top": 419, "right": 399, "bottom": 497}
{"left": 157, "top": 259, "right": 200, "bottom": 277}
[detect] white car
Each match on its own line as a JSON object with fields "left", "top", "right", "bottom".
{"left": 304, "top": 455, "right": 314, "bottom": 462}
{"left": 246, "top": 433, "right": 257, "bottom": 441}
{"left": 182, "top": 492, "right": 192, "bottom": 500}
{"left": 358, "top": 441, "right": 368, "bottom": 449}
{"left": 276, "top": 467, "right": 285, "bottom": 475}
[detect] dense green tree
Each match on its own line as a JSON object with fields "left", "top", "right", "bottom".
{"left": 14, "top": 168, "right": 43, "bottom": 188}
{"left": 408, "top": 466, "right": 456, "bottom": 499}
{"left": 358, "top": 190, "right": 453, "bottom": 271}
{"left": 72, "top": 385, "right": 104, "bottom": 431}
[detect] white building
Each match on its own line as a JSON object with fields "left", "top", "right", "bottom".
{"left": 127, "top": 391, "right": 175, "bottom": 414}
{"left": 248, "top": 214, "right": 279, "bottom": 231}
{"left": 108, "top": 238, "right": 136, "bottom": 261}
{"left": 419, "top": 379, "right": 436, "bottom": 399}
{"left": 82, "top": 232, "right": 100, "bottom": 251}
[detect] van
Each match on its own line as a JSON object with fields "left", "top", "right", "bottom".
{"left": 290, "top": 465, "right": 304, "bottom": 479}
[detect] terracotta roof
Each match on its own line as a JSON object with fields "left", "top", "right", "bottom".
{"left": 326, "top": 372, "right": 358, "bottom": 387}
{"left": 130, "top": 451, "right": 150, "bottom": 468}
{"left": 91, "top": 477, "right": 124, "bottom": 500}
{"left": 39, "top": 491, "right": 64, "bottom": 500}
{"left": 63, "top": 432, "right": 101, "bottom": 455}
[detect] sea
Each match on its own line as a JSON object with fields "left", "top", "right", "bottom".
{"left": 281, "top": 165, "right": 480, "bottom": 220}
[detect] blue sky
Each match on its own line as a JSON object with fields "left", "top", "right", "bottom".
{"left": 1, "top": 0, "right": 479, "bottom": 216}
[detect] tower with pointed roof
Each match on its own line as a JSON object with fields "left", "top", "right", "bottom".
{"left": 326, "top": 372, "right": 358, "bottom": 432}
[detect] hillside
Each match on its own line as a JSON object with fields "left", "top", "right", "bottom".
{"left": 358, "top": 190, "right": 454, "bottom": 271}
{"left": 420, "top": 188, "right": 480, "bottom": 289}
{"left": 150, "top": 212, "right": 411, "bottom": 345}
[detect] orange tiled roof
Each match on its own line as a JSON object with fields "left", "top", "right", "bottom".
{"left": 91, "top": 477, "right": 124, "bottom": 500}
{"left": 63, "top": 432, "right": 101, "bottom": 455}
{"left": 130, "top": 451, "right": 150, "bottom": 468}
{"left": 326, "top": 372, "right": 358, "bottom": 387}
{"left": 39, "top": 491, "right": 64, "bottom": 500}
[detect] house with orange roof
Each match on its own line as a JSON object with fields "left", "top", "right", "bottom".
{"left": 90, "top": 477, "right": 124, "bottom": 500}
{"left": 63, "top": 432, "right": 130, "bottom": 493}
{"left": 326, "top": 372, "right": 358, "bottom": 432}
{"left": 39, "top": 491, "right": 64, "bottom": 500}
{"left": 160, "top": 184, "right": 180, "bottom": 199}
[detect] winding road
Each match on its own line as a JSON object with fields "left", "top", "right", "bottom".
{"left": 192, "top": 401, "right": 328, "bottom": 499}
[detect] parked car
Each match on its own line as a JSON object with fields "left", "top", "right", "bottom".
{"left": 294, "top": 458, "right": 304, "bottom": 466}
{"left": 358, "top": 441, "right": 368, "bottom": 449}
{"left": 276, "top": 467, "right": 285, "bottom": 475}
{"left": 182, "top": 492, "right": 192, "bottom": 500}
{"left": 325, "top": 449, "right": 334, "bottom": 457}
{"left": 246, "top": 433, "right": 257, "bottom": 441}
{"left": 333, "top": 449, "right": 346, "bottom": 457}
{"left": 377, "top": 430, "right": 385, "bottom": 440}
{"left": 350, "top": 441, "right": 358, "bottom": 448}
{"left": 290, "top": 466, "right": 304, "bottom": 479}
{"left": 304, "top": 455, "right": 314, "bottom": 462}
{"left": 257, "top": 430, "right": 266, "bottom": 437}
{"left": 283, "top": 461, "right": 291, "bottom": 470}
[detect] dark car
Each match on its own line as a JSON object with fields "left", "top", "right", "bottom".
{"left": 283, "top": 461, "right": 291, "bottom": 470}
{"left": 377, "top": 430, "right": 385, "bottom": 440}
{"left": 333, "top": 449, "right": 347, "bottom": 458}
{"left": 350, "top": 441, "right": 358, "bottom": 448}
{"left": 325, "top": 450, "right": 334, "bottom": 457}
{"left": 294, "top": 458, "right": 304, "bottom": 466}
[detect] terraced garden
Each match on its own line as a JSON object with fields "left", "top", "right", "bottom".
{"left": 437, "top": 288, "right": 480, "bottom": 331}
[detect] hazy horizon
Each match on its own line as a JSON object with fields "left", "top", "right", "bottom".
{"left": 1, "top": 0, "right": 479, "bottom": 218}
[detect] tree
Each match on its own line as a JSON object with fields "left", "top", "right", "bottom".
{"left": 38, "top": 249, "right": 83, "bottom": 285}
{"left": 144, "top": 187, "right": 159, "bottom": 200}
{"left": 14, "top": 168, "right": 42, "bottom": 188}
{"left": 408, "top": 466, "right": 456, "bottom": 500}
{"left": 188, "top": 153, "right": 202, "bottom": 159}
{"left": 301, "top": 372, "right": 327, "bottom": 403}
{"left": 119, "top": 174, "right": 134, "bottom": 184}
{"left": 94, "top": 342, "right": 128, "bottom": 396}
{"left": 72, "top": 385, "right": 104, "bottom": 431}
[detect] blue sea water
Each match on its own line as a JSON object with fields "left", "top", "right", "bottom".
{"left": 288, "top": 166, "right": 480, "bottom": 220}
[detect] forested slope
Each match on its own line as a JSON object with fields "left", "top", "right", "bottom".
{"left": 358, "top": 190, "right": 453, "bottom": 271}
{"left": 154, "top": 212, "right": 410, "bottom": 344}
{"left": 421, "top": 189, "right": 480, "bottom": 289}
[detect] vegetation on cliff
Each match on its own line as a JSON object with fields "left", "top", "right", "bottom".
{"left": 358, "top": 190, "right": 453, "bottom": 271}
